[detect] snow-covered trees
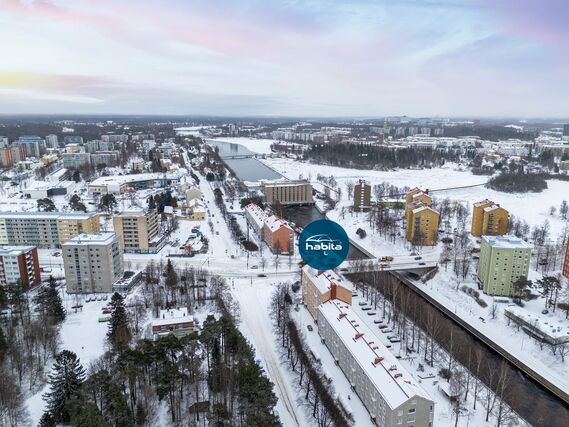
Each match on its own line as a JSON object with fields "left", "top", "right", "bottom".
{"left": 107, "top": 292, "right": 132, "bottom": 349}
{"left": 42, "top": 350, "right": 86, "bottom": 424}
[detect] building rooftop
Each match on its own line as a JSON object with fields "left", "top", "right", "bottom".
{"left": 0, "top": 246, "right": 36, "bottom": 256}
{"left": 0, "top": 211, "right": 97, "bottom": 220}
{"left": 412, "top": 205, "right": 439, "bottom": 215}
{"left": 64, "top": 232, "right": 117, "bottom": 245}
{"left": 152, "top": 308, "right": 194, "bottom": 327}
{"left": 474, "top": 199, "right": 493, "bottom": 208}
{"left": 89, "top": 172, "right": 180, "bottom": 187}
{"left": 264, "top": 215, "right": 292, "bottom": 233}
{"left": 318, "top": 300, "right": 431, "bottom": 409}
{"left": 482, "top": 235, "right": 532, "bottom": 249}
{"left": 303, "top": 265, "right": 352, "bottom": 294}
{"left": 262, "top": 180, "right": 311, "bottom": 187}
{"left": 483, "top": 205, "right": 506, "bottom": 213}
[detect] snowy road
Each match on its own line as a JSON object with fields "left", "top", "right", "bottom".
{"left": 231, "top": 279, "right": 307, "bottom": 427}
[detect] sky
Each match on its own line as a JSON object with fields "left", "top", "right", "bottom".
{"left": 0, "top": 0, "right": 567, "bottom": 117}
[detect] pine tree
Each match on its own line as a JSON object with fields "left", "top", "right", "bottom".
{"left": 107, "top": 293, "right": 131, "bottom": 349}
{"left": 35, "top": 276, "right": 66, "bottom": 323}
{"left": 42, "top": 350, "right": 86, "bottom": 423}
{"left": 148, "top": 195, "right": 156, "bottom": 210}
{"left": 0, "top": 324, "right": 7, "bottom": 362}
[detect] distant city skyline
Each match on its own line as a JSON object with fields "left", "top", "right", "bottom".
{"left": 0, "top": 0, "right": 567, "bottom": 117}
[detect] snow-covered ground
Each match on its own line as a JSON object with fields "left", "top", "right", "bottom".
{"left": 230, "top": 276, "right": 308, "bottom": 427}
{"left": 263, "top": 157, "right": 569, "bottom": 236}
{"left": 26, "top": 293, "right": 111, "bottom": 424}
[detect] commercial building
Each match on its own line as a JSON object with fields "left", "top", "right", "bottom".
{"left": 406, "top": 205, "right": 439, "bottom": 246}
{"left": 0, "top": 246, "right": 41, "bottom": 287}
{"left": 152, "top": 308, "right": 196, "bottom": 338}
{"left": 318, "top": 300, "right": 434, "bottom": 427}
{"left": 261, "top": 180, "right": 313, "bottom": 206}
{"left": 23, "top": 180, "right": 76, "bottom": 199}
{"left": 113, "top": 209, "right": 165, "bottom": 253}
{"left": 562, "top": 238, "right": 569, "bottom": 280}
{"left": 301, "top": 266, "right": 352, "bottom": 320}
{"left": 63, "top": 232, "right": 123, "bottom": 293}
{"left": 471, "top": 199, "right": 509, "bottom": 237}
{"left": 354, "top": 179, "right": 371, "bottom": 211}
{"left": 477, "top": 235, "right": 532, "bottom": 296}
{"left": 87, "top": 173, "right": 180, "bottom": 195}
{"left": 0, "top": 212, "right": 100, "bottom": 248}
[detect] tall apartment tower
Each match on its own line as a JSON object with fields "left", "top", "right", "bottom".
{"left": 562, "top": 238, "right": 569, "bottom": 280}
{"left": 0, "top": 246, "right": 41, "bottom": 287}
{"left": 353, "top": 179, "right": 371, "bottom": 211}
{"left": 63, "top": 233, "right": 124, "bottom": 293}
{"left": 113, "top": 209, "right": 163, "bottom": 253}
{"left": 477, "top": 235, "right": 532, "bottom": 296}
{"left": 46, "top": 134, "right": 59, "bottom": 149}
{"left": 471, "top": 200, "right": 509, "bottom": 236}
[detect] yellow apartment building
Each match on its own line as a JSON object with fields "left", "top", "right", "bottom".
{"left": 406, "top": 205, "right": 440, "bottom": 246}
{"left": 471, "top": 199, "right": 509, "bottom": 236}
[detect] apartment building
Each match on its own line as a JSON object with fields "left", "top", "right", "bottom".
{"left": 244, "top": 203, "right": 295, "bottom": 254}
{"left": 301, "top": 265, "right": 352, "bottom": 320}
{"left": 354, "top": 179, "right": 371, "bottom": 211}
{"left": 62, "top": 152, "right": 91, "bottom": 169}
{"left": 406, "top": 205, "right": 440, "bottom": 246}
{"left": 63, "top": 232, "right": 124, "bottom": 293}
{"left": 477, "top": 235, "right": 532, "bottom": 296}
{"left": 113, "top": 209, "right": 164, "bottom": 253}
{"left": 404, "top": 188, "right": 433, "bottom": 224}
{"left": 318, "top": 300, "right": 434, "bottom": 427}
{"left": 471, "top": 199, "right": 509, "bottom": 236}
{"left": 0, "top": 246, "right": 41, "bottom": 287}
{"left": 562, "top": 238, "right": 569, "bottom": 280}
{"left": 0, "top": 212, "right": 100, "bottom": 248}
{"left": 261, "top": 180, "right": 313, "bottom": 205}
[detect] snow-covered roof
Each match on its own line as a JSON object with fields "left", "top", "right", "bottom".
{"left": 264, "top": 215, "right": 292, "bottom": 233}
{"left": 303, "top": 265, "right": 352, "bottom": 294}
{"left": 505, "top": 307, "right": 569, "bottom": 342}
{"left": 89, "top": 172, "right": 180, "bottom": 186}
{"left": 483, "top": 205, "right": 506, "bottom": 213}
{"left": 64, "top": 232, "right": 116, "bottom": 246}
{"left": 318, "top": 300, "right": 432, "bottom": 408}
{"left": 0, "top": 246, "right": 36, "bottom": 256}
{"left": 474, "top": 199, "right": 493, "bottom": 208}
{"left": 244, "top": 203, "right": 268, "bottom": 229}
{"left": 0, "top": 211, "right": 97, "bottom": 220}
{"left": 411, "top": 205, "right": 438, "bottom": 215}
{"left": 152, "top": 308, "right": 194, "bottom": 327}
{"left": 482, "top": 235, "right": 532, "bottom": 250}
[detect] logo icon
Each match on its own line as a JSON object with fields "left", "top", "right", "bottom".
{"left": 299, "top": 220, "right": 349, "bottom": 270}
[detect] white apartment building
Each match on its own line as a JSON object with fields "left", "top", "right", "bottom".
{"left": 318, "top": 300, "right": 434, "bottom": 427}
{"left": 63, "top": 232, "right": 124, "bottom": 293}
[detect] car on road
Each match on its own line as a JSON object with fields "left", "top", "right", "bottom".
{"left": 251, "top": 265, "right": 259, "bottom": 269}
{"left": 414, "top": 256, "right": 422, "bottom": 260}
{"left": 418, "top": 262, "right": 426, "bottom": 266}
{"left": 380, "top": 256, "right": 394, "bottom": 262}
{"left": 379, "top": 262, "right": 389, "bottom": 268}
{"left": 307, "top": 325, "right": 313, "bottom": 332}
{"left": 257, "top": 274, "right": 267, "bottom": 278}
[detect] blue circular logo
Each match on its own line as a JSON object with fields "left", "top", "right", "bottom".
{"left": 299, "top": 219, "right": 349, "bottom": 270}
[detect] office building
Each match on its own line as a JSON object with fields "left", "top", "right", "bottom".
{"left": 471, "top": 199, "right": 509, "bottom": 237}
{"left": 87, "top": 173, "right": 180, "bottom": 195}
{"left": 477, "top": 235, "right": 532, "bottom": 296}
{"left": 261, "top": 180, "right": 313, "bottom": 206}
{"left": 113, "top": 209, "right": 164, "bottom": 253}
{"left": 318, "top": 300, "right": 434, "bottom": 427}
{"left": 0, "top": 246, "right": 41, "bottom": 287}
{"left": 301, "top": 266, "right": 352, "bottom": 320}
{"left": 0, "top": 212, "right": 100, "bottom": 248}
{"left": 354, "top": 179, "right": 371, "bottom": 211}
{"left": 406, "top": 205, "right": 439, "bottom": 246}
{"left": 63, "top": 232, "right": 123, "bottom": 293}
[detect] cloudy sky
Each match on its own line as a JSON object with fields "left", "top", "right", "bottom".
{"left": 0, "top": 0, "right": 567, "bottom": 117}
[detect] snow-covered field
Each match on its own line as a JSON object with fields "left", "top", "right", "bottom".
{"left": 264, "top": 157, "right": 569, "bottom": 236}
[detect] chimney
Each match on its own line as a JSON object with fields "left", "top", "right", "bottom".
{"left": 354, "top": 333, "right": 364, "bottom": 340}
{"left": 338, "top": 313, "right": 347, "bottom": 320}
{"left": 373, "top": 357, "right": 384, "bottom": 365}
{"left": 330, "top": 283, "right": 337, "bottom": 300}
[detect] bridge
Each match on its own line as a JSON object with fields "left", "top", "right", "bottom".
{"left": 220, "top": 154, "right": 257, "bottom": 160}
{"left": 339, "top": 253, "right": 438, "bottom": 275}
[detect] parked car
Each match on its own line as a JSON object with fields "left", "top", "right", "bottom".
{"left": 389, "top": 337, "right": 401, "bottom": 343}
{"left": 257, "top": 274, "right": 267, "bottom": 278}
{"left": 380, "top": 328, "right": 393, "bottom": 334}
{"left": 367, "top": 311, "right": 377, "bottom": 316}
{"left": 251, "top": 265, "right": 259, "bottom": 269}
{"left": 96, "top": 296, "right": 102, "bottom": 301}
{"left": 373, "top": 319, "right": 383, "bottom": 324}
{"left": 418, "top": 262, "right": 426, "bottom": 266}
{"left": 352, "top": 292, "right": 358, "bottom": 297}
{"left": 307, "top": 325, "right": 313, "bottom": 332}
{"left": 380, "top": 256, "right": 394, "bottom": 262}
{"left": 358, "top": 301, "right": 367, "bottom": 306}
{"left": 361, "top": 307, "right": 372, "bottom": 311}
{"left": 414, "top": 256, "right": 422, "bottom": 260}
{"left": 378, "top": 324, "right": 389, "bottom": 329}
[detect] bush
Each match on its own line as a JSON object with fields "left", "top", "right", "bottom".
{"left": 439, "top": 368, "right": 452, "bottom": 380}
{"left": 476, "top": 298, "right": 488, "bottom": 308}
{"left": 441, "top": 237, "right": 453, "bottom": 244}
{"left": 356, "top": 228, "right": 367, "bottom": 239}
